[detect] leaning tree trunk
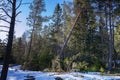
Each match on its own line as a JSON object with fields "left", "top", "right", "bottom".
{"left": 54, "top": 11, "right": 81, "bottom": 71}
{"left": 59, "top": 11, "right": 81, "bottom": 59}
{"left": 0, "top": 0, "right": 16, "bottom": 80}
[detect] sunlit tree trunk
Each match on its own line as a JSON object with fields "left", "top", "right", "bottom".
{"left": 59, "top": 11, "right": 81, "bottom": 59}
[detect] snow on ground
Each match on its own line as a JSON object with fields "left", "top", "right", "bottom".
{"left": 0, "top": 65, "right": 120, "bottom": 80}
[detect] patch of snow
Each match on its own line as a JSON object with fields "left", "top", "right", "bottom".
{"left": 0, "top": 65, "right": 120, "bottom": 80}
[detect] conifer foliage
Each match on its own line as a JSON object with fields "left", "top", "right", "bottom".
{"left": 0, "top": 0, "right": 120, "bottom": 76}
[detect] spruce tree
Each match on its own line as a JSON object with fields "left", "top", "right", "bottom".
{"left": 23, "top": 0, "right": 46, "bottom": 70}
{"left": 50, "top": 3, "right": 64, "bottom": 71}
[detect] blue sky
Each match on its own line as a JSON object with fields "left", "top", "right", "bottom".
{"left": 0, "top": 0, "right": 73, "bottom": 40}
{"left": 16, "top": 0, "right": 73, "bottom": 38}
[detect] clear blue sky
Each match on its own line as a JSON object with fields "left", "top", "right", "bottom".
{"left": 15, "top": 0, "right": 73, "bottom": 38}
{"left": 0, "top": 0, "right": 73, "bottom": 40}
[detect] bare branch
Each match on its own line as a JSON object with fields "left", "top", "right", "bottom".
{"left": 0, "top": 25, "right": 9, "bottom": 28}
{"left": 0, "top": 15, "right": 7, "bottom": 18}
{"left": 16, "top": 0, "right": 22, "bottom": 10}
{"left": 16, "top": 11, "right": 21, "bottom": 17}
{"left": 0, "top": 8, "right": 11, "bottom": 18}
{"left": 7, "top": 0, "right": 13, "bottom": 4}
{"left": 0, "top": 18, "right": 10, "bottom": 23}
{"left": 0, "top": 30, "right": 9, "bottom": 33}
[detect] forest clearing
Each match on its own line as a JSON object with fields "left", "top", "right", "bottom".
{"left": 0, "top": 0, "right": 120, "bottom": 80}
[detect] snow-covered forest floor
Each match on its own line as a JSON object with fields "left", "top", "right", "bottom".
{"left": 0, "top": 65, "right": 120, "bottom": 80}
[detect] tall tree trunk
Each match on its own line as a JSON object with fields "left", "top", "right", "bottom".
{"left": 105, "top": 2, "right": 109, "bottom": 67}
{"left": 108, "top": 0, "right": 113, "bottom": 71}
{"left": 98, "top": 1, "right": 105, "bottom": 62}
{"left": 0, "top": 0, "right": 16, "bottom": 80}
{"left": 99, "top": 17, "right": 104, "bottom": 63}
{"left": 23, "top": 26, "right": 34, "bottom": 68}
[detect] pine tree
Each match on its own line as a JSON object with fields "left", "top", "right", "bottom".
{"left": 50, "top": 3, "right": 63, "bottom": 56}
{"left": 12, "top": 37, "right": 25, "bottom": 64}
{"left": 50, "top": 3, "right": 64, "bottom": 71}
{"left": 23, "top": 0, "right": 46, "bottom": 70}
{"left": 73, "top": 0, "right": 97, "bottom": 65}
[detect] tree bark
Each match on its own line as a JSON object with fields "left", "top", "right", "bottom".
{"left": 108, "top": 0, "right": 113, "bottom": 71}
{"left": 59, "top": 11, "right": 81, "bottom": 59}
{"left": 23, "top": 27, "right": 34, "bottom": 68}
{"left": 0, "top": 0, "right": 16, "bottom": 80}
{"left": 105, "top": 2, "right": 109, "bottom": 66}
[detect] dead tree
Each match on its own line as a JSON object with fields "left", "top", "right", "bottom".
{"left": 59, "top": 11, "right": 81, "bottom": 60}
{"left": 0, "top": 0, "right": 22, "bottom": 80}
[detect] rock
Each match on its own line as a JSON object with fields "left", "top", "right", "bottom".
{"left": 55, "top": 77, "right": 63, "bottom": 80}
{"left": 24, "top": 75, "right": 35, "bottom": 80}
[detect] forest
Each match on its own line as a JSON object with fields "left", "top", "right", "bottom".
{"left": 0, "top": 0, "right": 120, "bottom": 80}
